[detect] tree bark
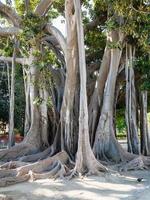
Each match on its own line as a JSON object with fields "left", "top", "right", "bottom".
{"left": 8, "top": 44, "right": 16, "bottom": 148}
{"left": 23, "top": 53, "right": 41, "bottom": 148}
{"left": 23, "top": 67, "right": 31, "bottom": 135}
{"left": 140, "top": 90, "right": 150, "bottom": 155}
{"left": 6, "top": 62, "right": 11, "bottom": 99}
{"left": 88, "top": 47, "right": 110, "bottom": 146}
{"left": 125, "top": 45, "right": 140, "bottom": 154}
{"left": 60, "top": 0, "right": 79, "bottom": 157}
{"left": 93, "top": 30, "right": 125, "bottom": 162}
{"left": 39, "top": 87, "right": 49, "bottom": 148}
{"left": 72, "top": 0, "right": 107, "bottom": 175}
{"left": 0, "top": 2, "right": 21, "bottom": 26}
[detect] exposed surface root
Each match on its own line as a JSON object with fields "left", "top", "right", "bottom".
{"left": 17, "top": 151, "right": 69, "bottom": 176}
{"left": 19, "top": 146, "right": 52, "bottom": 162}
{"left": 66, "top": 160, "right": 108, "bottom": 180}
{"left": 119, "top": 156, "right": 150, "bottom": 172}
{"left": 66, "top": 169, "right": 80, "bottom": 180}
{"left": 30, "top": 160, "right": 67, "bottom": 181}
{"left": 0, "top": 175, "right": 30, "bottom": 187}
{"left": 0, "top": 143, "right": 38, "bottom": 162}
{"left": 0, "top": 151, "right": 69, "bottom": 187}
{"left": 0, "top": 169, "right": 17, "bottom": 178}
{"left": 0, "top": 161, "right": 29, "bottom": 169}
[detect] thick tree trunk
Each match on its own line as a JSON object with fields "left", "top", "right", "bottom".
{"left": 93, "top": 30, "right": 125, "bottom": 162}
{"left": 23, "top": 63, "right": 41, "bottom": 148}
{"left": 0, "top": 54, "right": 48, "bottom": 160}
{"left": 60, "top": 0, "right": 79, "bottom": 157}
{"left": 140, "top": 90, "right": 150, "bottom": 155}
{"left": 72, "top": 0, "right": 107, "bottom": 175}
{"left": 125, "top": 45, "right": 140, "bottom": 154}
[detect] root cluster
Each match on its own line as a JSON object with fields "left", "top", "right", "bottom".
{"left": 1, "top": 144, "right": 150, "bottom": 187}
{"left": 0, "top": 148, "right": 70, "bottom": 187}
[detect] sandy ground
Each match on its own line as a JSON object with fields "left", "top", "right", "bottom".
{"left": 0, "top": 170, "right": 150, "bottom": 200}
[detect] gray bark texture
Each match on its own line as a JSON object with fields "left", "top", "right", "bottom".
{"left": 93, "top": 30, "right": 125, "bottom": 162}
{"left": 60, "top": 0, "right": 79, "bottom": 157}
{"left": 8, "top": 43, "right": 16, "bottom": 148}
{"left": 125, "top": 45, "right": 140, "bottom": 155}
{"left": 140, "top": 91, "right": 150, "bottom": 155}
{"left": 72, "top": 0, "right": 107, "bottom": 175}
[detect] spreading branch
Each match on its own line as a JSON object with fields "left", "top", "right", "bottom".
{"left": 0, "top": 27, "right": 20, "bottom": 36}
{"left": 35, "top": 0, "right": 53, "bottom": 16}
{"left": 0, "top": 2, "right": 21, "bottom": 27}
{"left": 0, "top": 56, "right": 29, "bottom": 65}
{"left": 130, "top": 5, "right": 150, "bottom": 14}
{"left": 45, "top": 24, "right": 67, "bottom": 56}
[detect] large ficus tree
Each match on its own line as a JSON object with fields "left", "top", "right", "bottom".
{"left": 0, "top": 0, "right": 150, "bottom": 186}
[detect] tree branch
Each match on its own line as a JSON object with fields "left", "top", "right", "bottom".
{"left": 0, "top": 56, "right": 29, "bottom": 65}
{"left": 45, "top": 24, "right": 66, "bottom": 56}
{"left": 0, "top": 2, "right": 21, "bottom": 27}
{"left": 84, "top": 14, "right": 107, "bottom": 33}
{"left": 35, "top": 0, "right": 53, "bottom": 16}
{"left": 130, "top": 5, "right": 150, "bottom": 14}
{"left": 0, "top": 27, "right": 20, "bottom": 36}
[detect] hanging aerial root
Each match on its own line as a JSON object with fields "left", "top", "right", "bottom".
{"left": 0, "top": 143, "right": 39, "bottom": 162}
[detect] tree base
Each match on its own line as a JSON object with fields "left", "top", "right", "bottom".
{"left": 119, "top": 156, "right": 150, "bottom": 172}
{"left": 0, "top": 150, "right": 69, "bottom": 187}
{"left": 0, "top": 143, "right": 38, "bottom": 162}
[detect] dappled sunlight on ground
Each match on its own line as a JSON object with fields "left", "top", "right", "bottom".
{"left": 0, "top": 170, "right": 150, "bottom": 200}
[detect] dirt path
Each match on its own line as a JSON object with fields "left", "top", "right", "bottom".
{"left": 0, "top": 170, "right": 150, "bottom": 200}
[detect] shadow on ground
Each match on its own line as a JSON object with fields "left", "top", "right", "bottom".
{"left": 0, "top": 170, "right": 150, "bottom": 200}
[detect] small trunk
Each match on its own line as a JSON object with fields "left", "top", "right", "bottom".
{"left": 23, "top": 67, "right": 31, "bottom": 135}
{"left": 140, "top": 90, "right": 150, "bottom": 155}
{"left": 113, "top": 77, "right": 122, "bottom": 138}
{"left": 8, "top": 45, "right": 16, "bottom": 148}
{"left": 125, "top": 45, "right": 140, "bottom": 154}
{"left": 88, "top": 47, "right": 111, "bottom": 146}
{"left": 6, "top": 62, "right": 10, "bottom": 98}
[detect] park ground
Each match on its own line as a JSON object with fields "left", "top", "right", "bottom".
{"left": 0, "top": 170, "right": 150, "bottom": 200}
